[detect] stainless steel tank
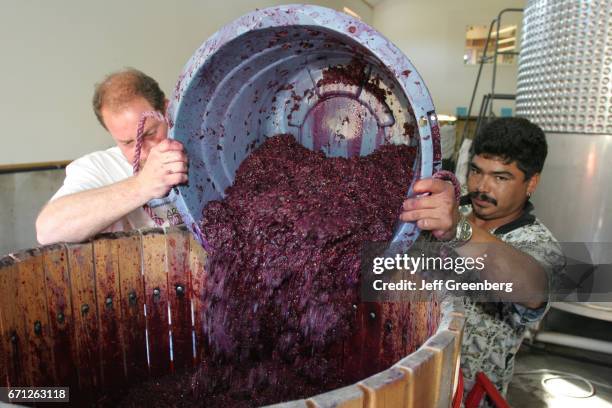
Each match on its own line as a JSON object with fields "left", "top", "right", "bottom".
{"left": 516, "top": 0, "right": 612, "bottom": 309}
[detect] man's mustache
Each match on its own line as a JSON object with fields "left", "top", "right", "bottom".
{"left": 469, "top": 191, "right": 497, "bottom": 206}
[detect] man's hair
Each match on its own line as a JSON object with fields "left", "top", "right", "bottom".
{"left": 470, "top": 117, "right": 547, "bottom": 180}
{"left": 92, "top": 68, "right": 165, "bottom": 129}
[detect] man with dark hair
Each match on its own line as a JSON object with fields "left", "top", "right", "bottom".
{"left": 36, "top": 69, "right": 188, "bottom": 244}
{"left": 400, "top": 117, "right": 565, "bottom": 400}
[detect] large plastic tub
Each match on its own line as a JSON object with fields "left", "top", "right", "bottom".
{"left": 166, "top": 4, "right": 442, "bottom": 251}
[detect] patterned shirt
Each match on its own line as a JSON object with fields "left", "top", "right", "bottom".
{"left": 458, "top": 196, "right": 566, "bottom": 404}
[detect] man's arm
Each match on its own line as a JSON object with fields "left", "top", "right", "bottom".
{"left": 37, "top": 176, "right": 147, "bottom": 244}
{"left": 456, "top": 222, "right": 548, "bottom": 309}
{"left": 400, "top": 178, "right": 547, "bottom": 309}
{"left": 36, "top": 139, "right": 187, "bottom": 245}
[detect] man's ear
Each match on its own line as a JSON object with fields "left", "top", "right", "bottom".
{"left": 527, "top": 172, "right": 540, "bottom": 195}
{"left": 164, "top": 98, "right": 169, "bottom": 113}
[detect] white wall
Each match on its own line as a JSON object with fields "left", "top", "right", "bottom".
{"left": 0, "top": 0, "right": 372, "bottom": 166}
{"left": 371, "top": 0, "right": 525, "bottom": 116}
{"left": 0, "top": 0, "right": 523, "bottom": 164}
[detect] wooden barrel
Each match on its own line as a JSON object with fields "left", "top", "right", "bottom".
{"left": 0, "top": 226, "right": 464, "bottom": 407}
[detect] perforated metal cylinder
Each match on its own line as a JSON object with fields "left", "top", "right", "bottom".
{"left": 516, "top": 0, "right": 612, "bottom": 134}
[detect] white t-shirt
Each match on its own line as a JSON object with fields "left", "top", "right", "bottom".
{"left": 51, "top": 146, "right": 182, "bottom": 233}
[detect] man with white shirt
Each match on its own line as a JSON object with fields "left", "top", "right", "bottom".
{"left": 36, "top": 68, "right": 188, "bottom": 244}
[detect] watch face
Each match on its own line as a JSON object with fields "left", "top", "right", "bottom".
{"left": 462, "top": 220, "right": 472, "bottom": 241}
{"left": 457, "top": 218, "right": 472, "bottom": 241}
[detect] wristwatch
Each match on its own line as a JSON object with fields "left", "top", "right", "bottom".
{"left": 446, "top": 215, "right": 473, "bottom": 248}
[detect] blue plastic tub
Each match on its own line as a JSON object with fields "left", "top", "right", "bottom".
{"left": 166, "top": 4, "right": 441, "bottom": 251}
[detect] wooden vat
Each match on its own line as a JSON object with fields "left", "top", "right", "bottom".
{"left": 0, "top": 226, "right": 464, "bottom": 407}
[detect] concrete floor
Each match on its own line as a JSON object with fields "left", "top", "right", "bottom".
{"left": 508, "top": 343, "right": 612, "bottom": 407}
